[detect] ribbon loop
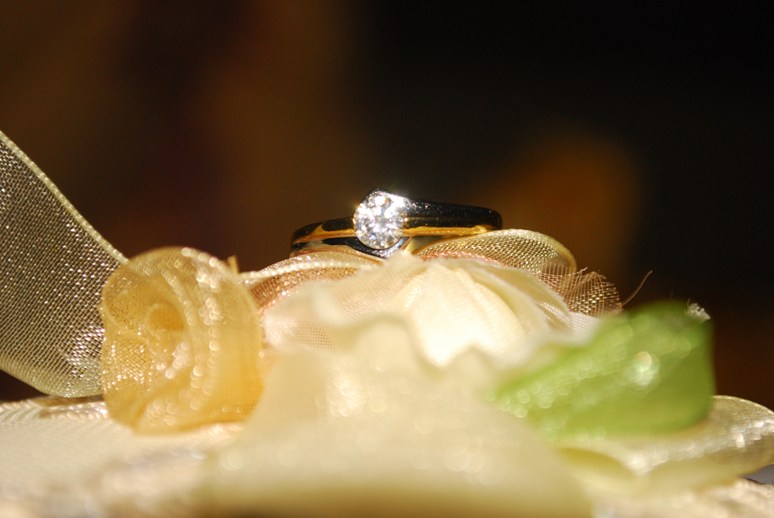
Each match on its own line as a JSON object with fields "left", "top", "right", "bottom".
{"left": 0, "top": 131, "right": 125, "bottom": 396}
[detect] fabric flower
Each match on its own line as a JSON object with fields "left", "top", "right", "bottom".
{"left": 262, "top": 251, "right": 594, "bottom": 392}
{"left": 99, "top": 247, "right": 265, "bottom": 432}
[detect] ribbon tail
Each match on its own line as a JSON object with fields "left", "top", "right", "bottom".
{"left": 0, "top": 130, "right": 125, "bottom": 396}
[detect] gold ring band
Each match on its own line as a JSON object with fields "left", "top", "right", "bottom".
{"left": 291, "top": 189, "right": 502, "bottom": 258}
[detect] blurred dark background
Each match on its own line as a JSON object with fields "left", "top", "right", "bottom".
{"left": 1, "top": 1, "right": 772, "bottom": 407}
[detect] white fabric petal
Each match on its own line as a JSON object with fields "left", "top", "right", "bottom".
{"left": 203, "top": 344, "right": 591, "bottom": 518}
{"left": 263, "top": 253, "right": 582, "bottom": 385}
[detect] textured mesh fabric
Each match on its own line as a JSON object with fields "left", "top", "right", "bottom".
{"left": 0, "top": 131, "right": 125, "bottom": 397}
{"left": 249, "top": 231, "right": 622, "bottom": 325}
{"left": 242, "top": 250, "right": 378, "bottom": 312}
{"left": 417, "top": 230, "right": 622, "bottom": 316}
{"left": 416, "top": 228, "right": 578, "bottom": 274}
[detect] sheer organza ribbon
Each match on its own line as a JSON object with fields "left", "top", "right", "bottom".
{"left": 1, "top": 131, "right": 125, "bottom": 397}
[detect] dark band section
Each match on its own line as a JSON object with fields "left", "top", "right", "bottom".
{"left": 403, "top": 199, "right": 502, "bottom": 230}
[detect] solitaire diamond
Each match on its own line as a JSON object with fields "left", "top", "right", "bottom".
{"left": 353, "top": 191, "right": 408, "bottom": 249}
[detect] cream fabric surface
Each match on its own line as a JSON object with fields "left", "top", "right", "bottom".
{"left": 0, "top": 385, "right": 771, "bottom": 516}
{"left": 558, "top": 396, "right": 774, "bottom": 496}
{"left": 0, "top": 397, "right": 239, "bottom": 517}
{"left": 202, "top": 347, "right": 591, "bottom": 518}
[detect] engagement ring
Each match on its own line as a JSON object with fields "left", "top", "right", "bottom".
{"left": 291, "top": 189, "right": 502, "bottom": 258}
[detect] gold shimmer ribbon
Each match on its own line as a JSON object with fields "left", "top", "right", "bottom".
{"left": 1, "top": 130, "right": 124, "bottom": 397}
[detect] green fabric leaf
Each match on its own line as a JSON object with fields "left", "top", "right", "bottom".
{"left": 493, "top": 302, "right": 715, "bottom": 439}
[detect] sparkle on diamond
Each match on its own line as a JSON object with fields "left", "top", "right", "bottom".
{"left": 354, "top": 192, "right": 408, "bottom": 249}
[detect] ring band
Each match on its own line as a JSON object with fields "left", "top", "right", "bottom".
{"left": 291, "top": 189, "right": 502, "bottom": 258}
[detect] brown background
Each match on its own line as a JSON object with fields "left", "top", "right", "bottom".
{"left": 1, "top": 1, "right": 772, "bottom": 408}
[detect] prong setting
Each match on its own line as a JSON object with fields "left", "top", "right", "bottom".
{"left": 353, "top": 191, "right": 408, "bottom": 250}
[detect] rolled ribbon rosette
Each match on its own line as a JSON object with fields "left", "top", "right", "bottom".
{"left": 99, "top": 247, "right": 265, "bottom": 432}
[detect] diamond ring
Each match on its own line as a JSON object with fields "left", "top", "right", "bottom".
{"left": 290, "top": 189, "right": 502, "bottom": 258}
